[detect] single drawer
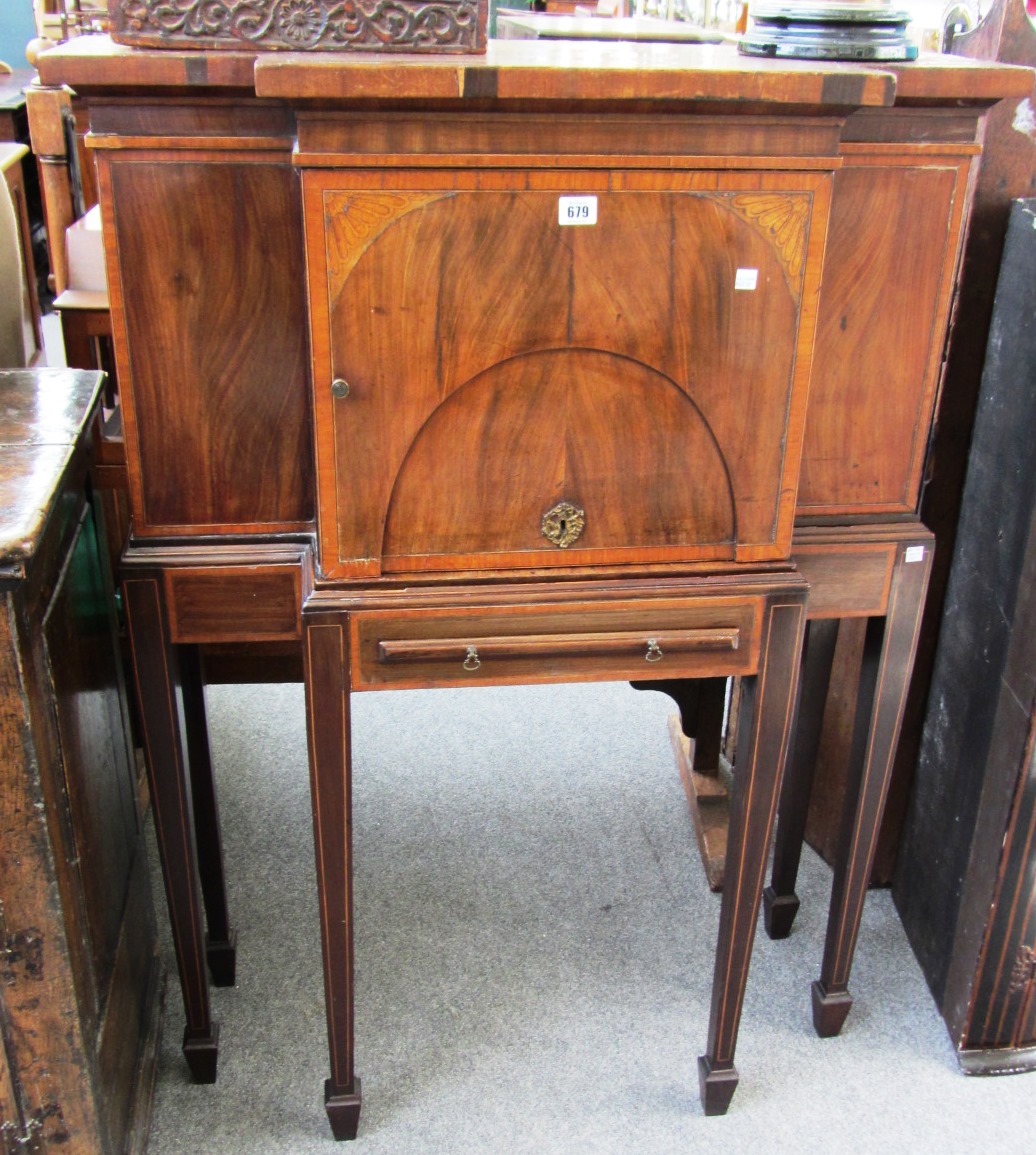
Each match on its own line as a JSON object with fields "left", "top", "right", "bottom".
{"left": 352, "top": 596, "right": 762, "bottom": 690}
{"left": 165, "top": 565, "right": 302, "bottom": 643}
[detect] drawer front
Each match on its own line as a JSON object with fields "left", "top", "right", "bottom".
{"left": 352, "top": 596, "right": 762, "bottom": 690}
{"left": 165, "top": 565, "right": 302, "bottom": 643}
{"left": 305, "top": 168, "right": 832, "bottom": 580}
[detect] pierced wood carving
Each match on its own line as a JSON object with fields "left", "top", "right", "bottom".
{"left": 109, "top": 0, "right": 488, "bottom": 53}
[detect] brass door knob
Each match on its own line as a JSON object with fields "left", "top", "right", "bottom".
{"left": 331, "top": 378, "right": 350, "bottom": 399}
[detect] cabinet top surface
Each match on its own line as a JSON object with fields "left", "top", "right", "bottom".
{"left": 36, "top": 34, "right": 1032, "bottom": 107}
{"left": 0, "top": 369, "right": 103, "bottom": 568}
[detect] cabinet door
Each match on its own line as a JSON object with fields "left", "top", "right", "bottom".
{"left": 305, "top": 169, "right": 830, "bottom": 580}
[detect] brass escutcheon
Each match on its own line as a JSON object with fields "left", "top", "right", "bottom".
{"left": 541, "top": 501, "right": 586, "bottom": 549}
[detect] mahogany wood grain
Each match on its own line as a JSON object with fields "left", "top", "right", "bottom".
{"left": 296, "top": 110, "right": 846, "bottom": 164}
{"left": 254, "top": 40, "right": 897, "bottom": 107}
{"left": 308, "top": 169, "right": 830, "bottom": 578}
{"left": 351, "top": 593, "right": 762, "bottom": 690}
{"left": 377, "top": 627, "right": 740, "bottom": 663}
{"left": 792, "top": 538, "right": 894, "bottom": 619}
{"left": 97, "top": 152, "right": 313, "bottom": 537}
{"left": 798, "top": 155, "right": 973, "bottom": 517}
{"left": 165, "top": 565, "right": 302, "bottom": 643}
{"left": 36, "top": 35, "right": 260, "bottom": 90}
{"left": 801, "top": 617, "right": 868, "bottom": 867}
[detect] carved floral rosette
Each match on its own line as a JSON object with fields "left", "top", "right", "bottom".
{"left": 109, "top": 0, "right": 488, "bottom": 53}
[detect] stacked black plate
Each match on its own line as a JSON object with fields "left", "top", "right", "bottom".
{"left": 739, "top": 1, "right": 919, "bottom": 60}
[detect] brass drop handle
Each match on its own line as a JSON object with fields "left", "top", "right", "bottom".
{"left": 463, "top": 646, "right": 481, "bottom": 671}
{"left": 645, "top": 639, "right": 664, "bottom": 663}
{"left": 331, "top": 378, "right": 350, "bottom": 399}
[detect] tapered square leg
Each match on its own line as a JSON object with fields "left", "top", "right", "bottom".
{"left": 181, "top": 643, "right": 237, "bottom": 988}
{"left": 815, "top": 540, "right": 932, "bottom": 1036}
{"left": 764, "top": 618, "right": 838, "bottom": 940}
{"left": 124, "top": 573, "right": 219, "bottom": 1084}
{"left": 699, "top": 591, "right": 807, "bottom": 1114}
{"left": 305, "top": 615, "right": 362, "bottom": 1140}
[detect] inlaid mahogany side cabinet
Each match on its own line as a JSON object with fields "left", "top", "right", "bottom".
{"left": 0, "top": 369, "right": 161, "bottom": 1155}
{"left": 34, "top": 34, "right": 1031, "bottom": 1139}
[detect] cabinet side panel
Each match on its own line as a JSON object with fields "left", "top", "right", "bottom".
{"left": 798, "top": 162, "right": 961, "bottom": 516}
{"left": 105, "top": 156, "right": 313, "bottom": 535}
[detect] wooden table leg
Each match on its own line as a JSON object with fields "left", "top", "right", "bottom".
{"left": 123, "top": 574, "right": 219, "bottom": 1082}
{"left": 304, "top": 613, "right": 362, "bottom": 1141}
{"left": 180, "top": 642, "right": 237, "bottom": 987}
{"left": 699, "top": 593, "right": 806, "bottom": 1114}
{"left": 763, "top": 618, "right": 838, "bottom": 938}
{"left": 812, "top": 538, "right": 933, "bottom": 1036}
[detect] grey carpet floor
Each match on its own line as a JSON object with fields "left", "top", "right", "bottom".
{"left": 144, "top": 681, "right": 1034, "bottom": 1154}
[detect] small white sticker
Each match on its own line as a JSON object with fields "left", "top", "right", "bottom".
{"left": 558, "top": 196, "right": 598, "bottom": 226}
{"left": 735, "top": 268, "right": 759, "bottom": 291}
{"left": 905, "top": 546, "right": 926, "bottom": 564}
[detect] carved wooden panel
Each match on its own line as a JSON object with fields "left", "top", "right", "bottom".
{"left": 108, "top": 0, "right": 488, "bottom": 53}
{"left": 306, "top": 169, "right": 831, "bottom": 580}
{"left": 102, "top": 155, "right": 314, "bottom": 537}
